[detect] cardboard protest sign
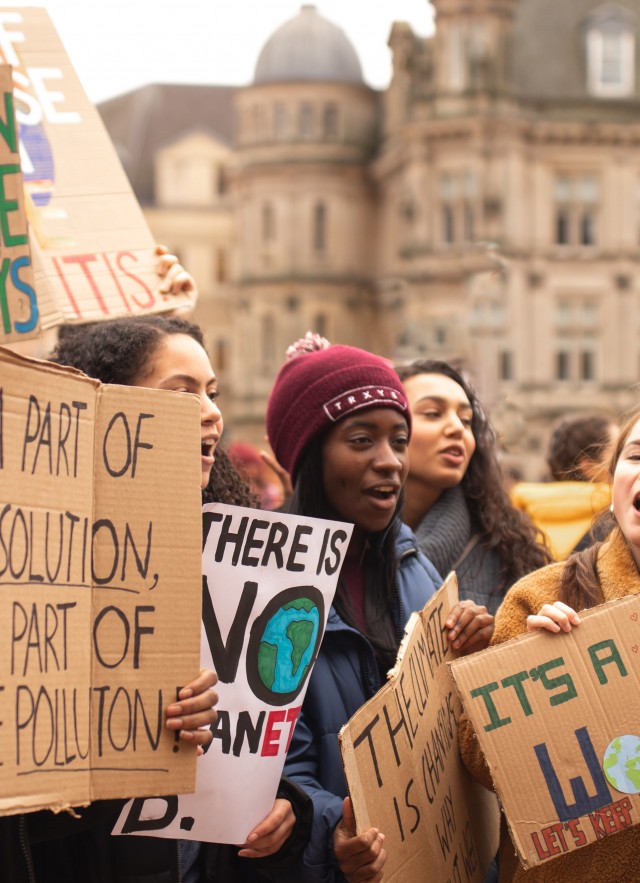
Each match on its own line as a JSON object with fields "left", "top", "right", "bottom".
{"left": 113, "top": 502, "right": 352, "bottom": 844}
{"left": 0, "top": 346, "right": 202, "bottom": 815}
{"left": 450, "top": 593, "right": 640, "bottom": 869}
{"left": 0, "top": 9, "right": 192, "bottom": 344}
{"left": 0, "top": 63, "right": 37, "bottom": 343}
{"left": 340, "top": 574, "right": 499, "bottom": 883}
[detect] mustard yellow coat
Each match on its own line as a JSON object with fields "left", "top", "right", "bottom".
{"left": 511, "top": 481, "right": 611, "bottom": 559}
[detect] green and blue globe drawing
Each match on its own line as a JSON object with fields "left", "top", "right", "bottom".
{"left": 248, "top": 587, "right": 324, "bottom": 705}
{"left": 603, "top": 735, "right": 640, "bottom": 794}
{"left": 258, "top": 598, "right": 319, "bottom": 692}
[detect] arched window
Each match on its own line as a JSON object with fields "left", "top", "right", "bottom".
{"left": 324, "top": 103, "right": 338, "bottom": 139}
{"left": 254, "top": 104, "right": 268, "bottom": 141}
{"left": 499, "top": 351, "right": 513, "bottom": 382}
{"left": 439, "top": 171, "right": 477, "bottom": 245}
{"left": 556, "top": 351, "right": 571, "bottom": 381}
{"left": 585, "top": 6, "right": 636, "bottom": 97}
{"left": 313, "top": 202, "right": 327, "bottom": 253}
{"left": 442, "top": 205, "right": 455, "bottom": 244}
{"left": 262, "top": 315, "right": 276, "bottom": 370}
{"left": 553, "top": 175, "right": 599, "bottom": 247}
{"left": 447, "top": 24, "right": 466, "bottom": 91}
{"left": 464, "top": 203, "right": 474, "bottom": 242}
{"left": 215, "top": 249, "right": 227, "bottom": 283}
{"left": 274, "top": 103, "right": 287, "bottom": 140}
{"left": 262, "top": 203, "right": 275, "bottom": 243}
{"left": 313, "top": 314, "right": 327, "bottom": 337}
{"left": 215, "top": 165, "right": 227, "bottom": 196}
{"left": 299, "top": 103, "right": 314, "bottom": 140}
{"left": 554, "top": 297, "right": 600, "bottom": 384}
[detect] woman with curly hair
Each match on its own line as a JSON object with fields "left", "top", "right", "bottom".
{"left": 2, "top": 316, "right": 306, "bottom": 883}
{"left": 395, "top": 360, "right": 551, "bottom": 616}
{"left": 52, "top": 315, "right": 258, "bottom": 511}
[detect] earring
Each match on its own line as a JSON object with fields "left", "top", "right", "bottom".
{"left": 610, "top": 503, "right": 615, "bottom": 514}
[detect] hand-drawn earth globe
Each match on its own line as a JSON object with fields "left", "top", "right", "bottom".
{"left": 603, "top": 735, "right": 640, "bottom": 794}
{"left": 248, "top": 587, "right": 324, "bottom": 705}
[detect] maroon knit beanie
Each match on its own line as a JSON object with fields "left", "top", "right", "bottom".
{"left": 266, "top": 334, "right": 410, "bottom": 480}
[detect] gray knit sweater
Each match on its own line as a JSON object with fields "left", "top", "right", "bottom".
{"left": 412, "top": 485, "right": 504, "bottom": 615}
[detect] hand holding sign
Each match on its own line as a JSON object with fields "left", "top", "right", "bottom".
{"left": 114, "top": 503, "right": 352, "bottom": 844}
{"left": 445, "top": 599, "right": 494, "bottom": 653}
{"left": 526, "top": 601, "right": 581, "bottom": 634}
{"left": 334, "top": 797, "right": 387, "bottom": 883}
{"left": 452, "top": 590, "right": 640, "bottom": 871}
{"left": 237, "top": 797, "right": 296, "bottom": 858}
{"left": 155, "top": 245, "right": 198, "bottom": 307}
{"left": 165, "top": 668, "right": 218, "bottom": 754}
{"left": 340, "top": 575, "right": 499, "bottom": 883}
{"left": 0, "top": 347, "right": 203, "bottom": 814}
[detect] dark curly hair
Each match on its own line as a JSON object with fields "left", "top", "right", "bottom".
{"left": 50, "top": 316, "right": 257, "bottom": 509}
{"left": 546, "top": 413, "right": 614, "bottom": 481}
{"left": 395, "top": 359, "right": 551, "bottom": 596}
{"left": 560, "top": 408, "right": 637, "bottom": 610}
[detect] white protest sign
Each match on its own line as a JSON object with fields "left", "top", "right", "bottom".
{"left": 114, "top": 502, "right": 352, "bottom": 843}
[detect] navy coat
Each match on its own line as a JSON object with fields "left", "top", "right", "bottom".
{"left": 282, "top": 522, "right": 441, "bottom": 882}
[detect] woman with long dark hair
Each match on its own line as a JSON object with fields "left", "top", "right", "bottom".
{"left": 265, "top": 336, "right": 493, "bottom": 882}
{"left": 395, "top": 360, "right": 551, "bottom": 615}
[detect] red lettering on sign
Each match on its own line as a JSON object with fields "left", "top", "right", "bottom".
{"left": 531, "top": 822, "right": 568, "bottom": 859}
{"left": 50, "top": 251, "right": 158, "bottom": 320}
{"left": 260, "top": 705, "right": 302, "bottom": 757}
{"left": 589, "top": 798, "right": 633, "bottom": 840}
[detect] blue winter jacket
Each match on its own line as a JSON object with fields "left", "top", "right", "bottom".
{"left": 282, "top": 522, "right": 442, "bottom": 882}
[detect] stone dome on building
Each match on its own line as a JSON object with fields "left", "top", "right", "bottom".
{"left": 254, "top": 4, "right": 364, "bottom": 85}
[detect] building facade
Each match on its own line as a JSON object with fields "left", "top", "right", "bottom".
{"left": 99, "top": 1, "right": 640, "bottom": 476}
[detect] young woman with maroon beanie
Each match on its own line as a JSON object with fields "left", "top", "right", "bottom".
{"left": 265, "top": 334, "right": 494, "bottom": 883}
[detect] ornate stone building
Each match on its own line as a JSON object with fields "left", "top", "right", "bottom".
{"left": 99, "top": 1, "right": 640, "bottom": 475}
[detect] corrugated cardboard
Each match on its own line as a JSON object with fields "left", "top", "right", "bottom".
{"left": 0, "top": 62, "right": 37, "bottom": 343}
{"left": 0, "top": 8, "right": 192, "bottom": 345}
{"left": 450, "top": 593, "right": 640, "bottom": 868}
{"left": 340, "top": 574, "right": 499, "bottom": 882}
{"left": 0, "top": 345, "right": 202, "bottom": 815}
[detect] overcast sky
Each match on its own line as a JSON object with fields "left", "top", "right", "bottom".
{"left": 7, "top": 1, "right": 435, "bottom": 103}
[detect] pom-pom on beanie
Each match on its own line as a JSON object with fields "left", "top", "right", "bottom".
{"left": 266, "top": 332, "right": 410, "bottom": 480}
